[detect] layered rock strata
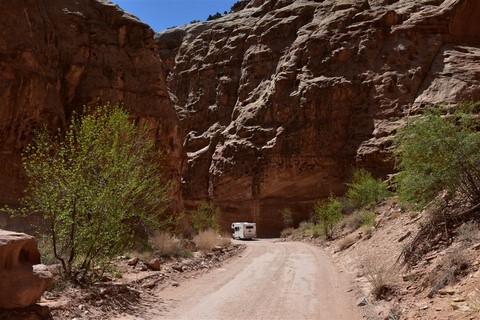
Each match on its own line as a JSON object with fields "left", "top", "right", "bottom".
{"left": 0, "top": 0, "right": 185, "bottom": 208}
{"left": 0, "top": 229, "right": 52, "bottom": 309}
{"left": 157, "top": 0, "right": 480, "bottom": 236}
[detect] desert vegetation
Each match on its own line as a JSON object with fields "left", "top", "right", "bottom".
{"left": 5, "top": 105, "right": 229, "bottom": 285}
{"left": 394, "top": 103, "right": 480, "bottom": 265}
{"left": 281, "top": 168, "right": 388, "bottom": 241}
{"left": 282, "top": 102, "right": 480, "bottom": 314}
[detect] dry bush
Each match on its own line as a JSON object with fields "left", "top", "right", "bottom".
{"left": 130, "top": 249, "right": 154, "bottom": 262}
{"left": 359, "top": 225, "right": 375, "bottom": 239}
{"left": 337, "top": 234, "right": 356, "bottom": 251}
{"left": 217, "top": 233, "right": 232, "bottom": 247}
{"left": 298, "top": 221, "right": 312, "bottom": 233}
{"left": 296, "top": 222, "right": 323, "bottom": 238}
{"left": 280, "top": 227, "right": 295, "bottom": 238}
{"left": 457, "top": 221, "right": 480, "bottom": 243}
{"left": 362, "top": 256, "right": 395, "bottom": 299}
{"left": 150, "top": 231, "right": 180, "bottom": 257}
{"left": 193, "top": 229, "right": 221, "bottom": 252}
{"left": 402, "top": 201, "right": 480, "bottom": 266}
{"left": 388, "top": 304, "right": 402, "bottom": 320}
{"left": 344, "top": 210, "right": 376, "bottom": 231}
{"left": 427, "top": 250, "right": 470, "bottom": 297}
{"left": 467, "top": 288, "right": 480, "bottom": 311}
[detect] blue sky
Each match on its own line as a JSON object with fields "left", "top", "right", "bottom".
{"left": 112, "top": 0, "right": 239, "bottom": 32}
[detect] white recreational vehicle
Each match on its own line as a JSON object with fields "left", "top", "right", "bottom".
{"left": 231, "top": 222, "right": 257, "bottom": 240}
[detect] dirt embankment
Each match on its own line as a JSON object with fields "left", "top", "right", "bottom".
{"left": 326, "top": 198, "right": 480, "bottom": 320}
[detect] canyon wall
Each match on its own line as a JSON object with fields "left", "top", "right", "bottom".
{"left": 157, "top": 0, "right": 480, "bottom": 236}
{"left": 0, "top": 0, "right": 185, "bottom": 215}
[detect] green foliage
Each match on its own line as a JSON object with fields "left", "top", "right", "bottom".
{"left": 346, "top": 168, "right": 389, "bottom": 208}
{"left": 344, "top": 209, "right": 376, "bottom": 230}
{"left": 314, "top": 195, "right": 343, "bottom": 239}
{"left": 394, "top": 105, "right": 480, "bottom": 207}
{"left": 207, "top": 12, "right": 222, "bottom": 21}
{"left": 9, "top": 104, "right": 170, "bottom": 282}
{"left": 359, "top": 210, "right": 376, "bottom": 227}
{"left": 190, "top": 201, "right": 220, "bottom": 232}
{"left": 282, "top": 208, "right": 294, "bottom": 228}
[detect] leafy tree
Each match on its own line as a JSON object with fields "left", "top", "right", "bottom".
{"left": 190, "top": 201, "right": 220, "bottom": 232}
{"left": 394, "top": 105, "right": 480, "bottom": 207}
{"left": 10, "top": 105, "right": 170, "bottom": 281}
{"left": 346, "top": 168, "right": 389, "bottom": 208}
{"left": 314, "top": 195, "right": 343, "bottom": 240}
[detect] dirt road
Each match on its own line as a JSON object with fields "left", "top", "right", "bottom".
{"left": 154, "top": 239, "right": 362, "bottom": 320}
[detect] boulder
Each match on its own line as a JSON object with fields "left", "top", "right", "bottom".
{"left": 147, "top": 258, "right": 161, "bottom": 271}
{"left": 0, "top": 230, "right": 53, "bottom": 309}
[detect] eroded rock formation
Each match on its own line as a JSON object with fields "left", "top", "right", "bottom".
{"left": 0, "top": 230, "right": 52, "bottom": 309}
{"left": 157, "top": 0, "right": 480, "bottom": 236}
{"left": 0, "top": 0, "right": 185, "bottom": 208}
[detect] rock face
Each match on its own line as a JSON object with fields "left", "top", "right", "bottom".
{"left": 156, "top": 0, "right": 480, "bottom": 236}
{"left": 0, "top": 0, "right": 185, "bottom": 208}
{"left": 0, "top": 230, "right": 53, "bottom": 309}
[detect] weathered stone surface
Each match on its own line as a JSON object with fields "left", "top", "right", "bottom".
{"left": 0, "top": 230, "right": 53, "bottom": 309}
{"left": 0, "top": 0, "right": 186, "bottom": 211}
{"left": 156, "top": 0, "right": 480, "bottom": 236}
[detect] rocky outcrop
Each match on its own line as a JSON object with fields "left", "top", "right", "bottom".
{"left": 0, "top": 230, "right": 52, "bottom": 309}
{"left": 156, "top": 0, "right": 480, "bottom": 236}
{"left": 0, "top": 0, "right": 185, "bottom": 208}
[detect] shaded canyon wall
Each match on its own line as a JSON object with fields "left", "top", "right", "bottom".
{"left": 156, "top": 0, "right": 480, "bottom": 236}
{"left": 0, "top": 0, "right": 186, "bottom": 231}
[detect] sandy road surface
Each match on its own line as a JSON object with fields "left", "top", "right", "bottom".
{"left": 152, "top": 239, "right": 362, "bottom": 320}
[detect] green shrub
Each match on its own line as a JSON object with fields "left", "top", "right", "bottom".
{"left": 8, "top": 105, "right": 170, "bottom": 282}
{"left": 190, "top": 201, "right": 220, "bottom": 232}
{"left": 314, "top": 195, "right": 343, "bottom": 240}
{"left": 359, "top": 210, "right": 376, "bottom": 227}
{"left": 346, "top": 168, "right": 389, "bottom": 208}
{"left": 344, "top": 210, "right": 376, "bottom": 230}
{"left": 394, "top": 106, "right": 480, "bottom": 207}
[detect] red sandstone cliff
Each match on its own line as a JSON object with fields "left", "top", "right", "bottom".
{"left": 0, "top": 0, "right": 185, "bottom": 209}
{"left": 156, "top": 0, "right": 480, "bottom": 236}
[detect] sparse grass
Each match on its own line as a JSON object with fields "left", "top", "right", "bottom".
{"left": 344, "top": 210, "right": 376, "bottom": 231}
{"left": 467, "top": 288, "right": 480, "bottom": 311}
{"left": 427, "top": 250, "right": 470, "bottom": 297}
{"left": 293, "top": 222, "right": 324, "bottom": 238}
{"left": 308, "top": 224, "right": 323, "bottom": 238}
{"left": 457, "top": 222, "right": 480, "bottom": 243}
{"left": 193, "top": 229, "right": 223, "bottom": 252}
{"left": 150, "top": 231, "right": 181, "bottom": 257}
{"left": 359, "top": 225, "right": 375, "bottom": 239}
{"left": 362, "top": 256, "right": 395, "bottom": 299}
{"left": 388, "top": 304, "right": 402, "bottom": 320}
{"left": 130, "top": 249, "right": 155, "bottom": 262}
{"left": 217, "top": 233, "right": 232, "bottom": 247}
{"left": 298, "top": 221, "right": 312, "bottom": 234}
{"left": 337, "top": 234, "right": 356, "bottom": 251}
{"left": 280, "top": 227, "right": 295, "bottom": 238}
